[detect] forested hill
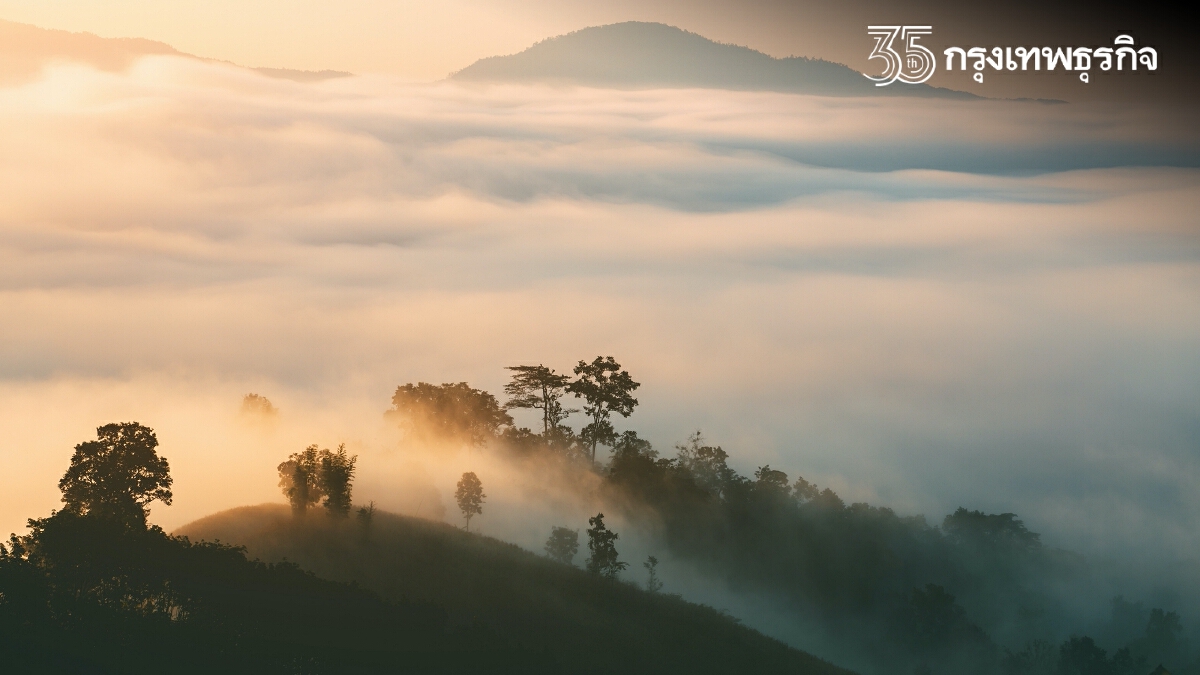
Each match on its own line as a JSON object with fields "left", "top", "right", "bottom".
{"left": 2, "top": 419, "right": 850, "bottom": 674}
{"left": 451, "top": 21, "right": 974, "bottom": 99}
{"left": 177, "top": 504, "right": 854, "bottom": 675}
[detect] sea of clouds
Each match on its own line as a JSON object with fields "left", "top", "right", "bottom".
{"left": 0, "top": 56, "right": 1197, "bottom": 598}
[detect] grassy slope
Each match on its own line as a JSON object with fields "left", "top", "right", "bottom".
{"left": 179, "top": 504, "right": 855, "bottom": 675}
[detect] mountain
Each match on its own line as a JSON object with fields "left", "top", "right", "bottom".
{"left": 177, "top": 504, "right": 856, "bottom": 674}
{"left": 0, "top": 19, "right": 350, "bottom": 84}
{"left": 0, "top": 18, "right": 180, "bottom": 84}
{"left": 452, "top": 22, "right": 974, "bottom": 99}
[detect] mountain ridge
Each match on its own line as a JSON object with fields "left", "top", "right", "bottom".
{"left": 0, "top": 19, "right": 351, "bottom": 84}
{"left": 451, "top": 21, "right": 976, "bottom": 99}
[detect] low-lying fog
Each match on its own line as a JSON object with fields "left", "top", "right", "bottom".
{"left": 1, "top": 55, "right": 1197, "bottom": 607}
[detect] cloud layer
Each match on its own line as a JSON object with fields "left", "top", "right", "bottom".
{"left": 0, "top": 57, "right": 1197, "bottom": 586}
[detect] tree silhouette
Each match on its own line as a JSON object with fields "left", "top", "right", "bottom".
{"left": 276, "top": 445, "right": 356, "bottom": 518}
{"left": 606, "top": 431, "right": 665, "bottom": 500}
{"left": 58, "top": 422, "right": 172, "bottom": 527}
{"left": 455, "top": 472, "right": 485, "bottom": 531}
{"left": 1108, "top": 647, "right": 1143, "bottom": 675}
{"left": 792, "top": 476, "right": 820, "bottom": 503}
{"left": 567, "top": 356, "right": 639, "bottom": 463}
{"left": 387, "top": 382, "right": 512, "bottom": 447}
{"left": 942, "top": 508, "right": 1041, "bottom": 551}
{"left": 1057, "top": 636, "right": 1112, "bottom": 675}
{"left": 643, "top": 555, "right": 663, "bottom": 593}
{"left": 753, "top": 465, "right": 790, "bottom": 500}
{"left": 241, "top": 393, "right": 278, "bottom": 417}
{"left": 319, "top": 445, "right": 357, "bottom": 518}
{"left": 356, "top": 501, "right": 377, "bottom": 539}
{"left": 544, "top": 526, "right": 579, "bottom": 565}
{"left": 503, "top": 365, "right": 575, "bottom": 436}
{"left": 675, "top": 432, "right": 734, "bottom": 498}
{"left": 1002, "top": 639, "right": 1057, "bottom": 675}
{"left": 277, "top": 446, "right": 323, "bottom": 516}
{"left": 1135, "top": 609, "right": 1185, "bottom": 669}
{"left": 902, "top": 584, "right": 985, "bottom": 650}
{"left": 586, "top": 513, "right": 627, "bottom": 579}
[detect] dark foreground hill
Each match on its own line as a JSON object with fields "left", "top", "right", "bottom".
{"left": 176, "top": 504, "right": 854, "bottom": 675}
{"left": 451, "top": 21, "right": 973, "bottom": 99}
{"left": 1, "top": 504, "right": 853, "bottom": 674}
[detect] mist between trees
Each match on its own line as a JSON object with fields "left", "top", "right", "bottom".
{"left": 373, "top": 357, "right": 1199, "bottom": 675}
{"left": 0, "top": 420, "right": 850, "bottom": 674}
{"left": 2, "top": 357, "right": 1196, "bottom": 675}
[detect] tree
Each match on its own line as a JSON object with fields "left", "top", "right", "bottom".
{"left": 277, "top": 446, "right": 323, "bottom": 516}
{"left": 503, "top": 365, "right": 575, "bottom": 436}
{"left": 276, "top": 444, "right": 356, "bottom": 518}
{"left": 792, "top": 476, "right": 820, "bottom": 503}
{"left": 319, "top": 445, "right": 357, "bottom": 518}
{"left": 1057, "top": 636, "right": 1112, "bottom": 675}
{"left": 455, "top": 472, "right": 485, "bottom": 531}
{"left": 585, "top": 513, "right": 627, "bottom": 579}
{"left": 240, "top": 393, "right": 278, "bottom": 417}
{"left": 753, "top": 465, "right": 790, "bottom": 500}
{"left": 1002, "top": 639, "right": 1057, "bottom": 675}
{"left": 386, "top": 382, "right": 511, "bottom": 447}
{"left": 544, "top": 526, "right": 580, "bottom": 565}
{"left": 567, "top": 356, "right": 639, "bottom": 463}
{"left": 58, "top": 422, "right": 172, "bottom": 527}
{"left": 896, "top": 584, "right": 995, "bottom": 667}
{"left": 1133, "top": 609, "right": 1185, "bottom": 669}
{"left": 675, "top": 431, "right": 734, "bottom": 499}
{"left": 1108, "top": 648, "right": 1143, "bottom": 675}
{"left": 607, "top": 431, "right": 667, "bottom": 499}
{"left": 643, "top": 555, "right": 663, "bottom": 593}
{"left": 942, "top": 508, "right": 1041, "bottom": 551}
{"left": 356, "top": 501, "right": 377, "bottom": 538}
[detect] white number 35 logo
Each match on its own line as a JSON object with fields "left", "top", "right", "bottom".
{"left": 865, "top": 26, "right": 936, "bottom": 85}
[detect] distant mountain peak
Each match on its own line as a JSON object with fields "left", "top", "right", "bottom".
{"left": 452, "top": 21, "right": 973, "bottom": 99}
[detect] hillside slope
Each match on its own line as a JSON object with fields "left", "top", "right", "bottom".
{"left": 0, "top": 19, "right": 350, "bottom": 84}
{"left": 0, "top": 17, "right": 180, "bottom": 83}
{"left": 452, "top": 21, "right": 973, "bottom": 99}
{"left": 179, "top": 504, "right": 856, "bottom": 675}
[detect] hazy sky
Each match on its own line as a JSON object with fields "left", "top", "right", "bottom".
{"left": 0, "top": 50, "right": 1197, "bottom": 583}
{"left": 0, "top": 0, "right": 1188, "bottom": 102}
